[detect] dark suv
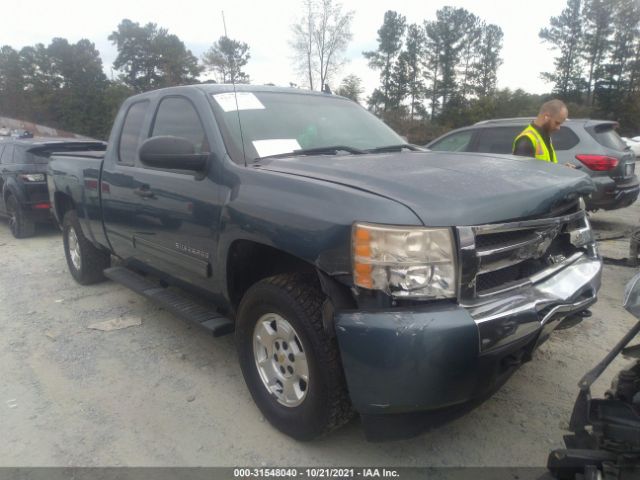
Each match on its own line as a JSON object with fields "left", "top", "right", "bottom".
{"left": 0, "top": 137, "right": 106, "bottom": 237}
{"left": 427, "top": 118, "right": 639, "bottom": 211}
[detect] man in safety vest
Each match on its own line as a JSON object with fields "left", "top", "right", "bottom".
{"left": 512, "top": 99, "right": 568, "bottom": 162}
{"left": 513, "top": 99, "right": 591, "bottom": 319}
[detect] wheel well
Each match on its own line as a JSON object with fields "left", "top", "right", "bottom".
{"left": 227, "top": 240, "right": 316, "bottom": 310}
{"left": 54, "top": 192, "right": 75, "bottom": 223}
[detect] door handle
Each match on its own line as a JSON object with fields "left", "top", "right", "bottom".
{"left": 133, "top": 186, "right": 156, "bottom": 199}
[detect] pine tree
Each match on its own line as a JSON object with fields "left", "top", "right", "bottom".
{"left": 458, "top": 12, "right": 481, "bottom": 99}
{"left": 581, "top": 0, "right": 613, "bottom": 106}
{"left": 203, "top": 36, "right": 251, "bottom": 84}
{"left": 423, "top": 7, "right": 468, "bottom": 118}
{"left": 109, "top": 19, "right": 202, "bottom": 92}
{"left": 473, "top": 24, "right": 504, "bottom": 97}
{"left": 336, "top": 74, "right": 363, "bottom": 102}
{"left": 539, "top": 0, "right": 584, "bottom": 100}
{"left": 363, "top": 11, "right": 406, "bottom": 112}
{"left": 0, "top": 46, "right": 25, "bottom": 118}
{"left": 403, "top": 24, "right": 426, "bottom": 120}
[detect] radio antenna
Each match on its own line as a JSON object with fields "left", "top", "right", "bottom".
{"left": 222, "top": 10, "right": 247, "bottom": 167}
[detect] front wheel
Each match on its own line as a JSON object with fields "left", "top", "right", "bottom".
{"left": 235, "top": 273, "right": 354, "bottom": 440}
{"left": 62, "top": 210, "right": 110, "bottom": 285}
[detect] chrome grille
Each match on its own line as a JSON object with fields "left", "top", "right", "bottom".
{"left": 457, "top": 209, "right": 596, "bottom": 302}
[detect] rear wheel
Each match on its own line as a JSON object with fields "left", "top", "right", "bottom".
{"left": 235, "top": 273, "right": 354, "bottom": 440}
{"left": 6, "top": 194, "right": 35, "bottom": 238}
{"left": 62, "top": 210, "right": 110, "bottom": 285}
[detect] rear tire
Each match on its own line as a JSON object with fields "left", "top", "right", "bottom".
{"left": 62, "top": 210, "right": 110, "bottom": 285}
{"left": 235, "top": 273, "right": 354, "bottom": 440}
{"left": 6, "top": 194, "right": 35, "bottom": 238}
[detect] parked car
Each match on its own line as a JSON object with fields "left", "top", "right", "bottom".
{"left": 622, "top": 136, "right": 640, "bottom": 158}
{"left": 0, "top": 126, "right": 10, "bottom": 137}
{"left": 49, "top": 85, "right": 601, "bottom": 440}
{"left": 11, "top": 129, "right": 34, "bottom": 139}
{"left": 427, "top": 118, "right": 639, "bottom": 211}
{"left": 0, "top": 137, "right": 106, "bottom": 238}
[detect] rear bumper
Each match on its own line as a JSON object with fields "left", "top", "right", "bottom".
{"left": 587, "top": 175, "right": 639, "bottom": 210}
{"left": 335, "top": 253, "right": 602, "bottom": 416}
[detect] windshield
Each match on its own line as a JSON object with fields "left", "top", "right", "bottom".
{"left": 210, "top": 91, "right": 404, "bottom": 161}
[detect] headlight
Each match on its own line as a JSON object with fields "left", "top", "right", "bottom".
{"left": 578, "top": 197, "right": 586, "bottom": 211}
{"left": 352, "top": 223, "right": 457, "bottom": 299}
{"left": 19, "top": 173, "right": 46, "bottom": 182}
{"left": 569, "top": 214, "right": 595, "bottom": 248}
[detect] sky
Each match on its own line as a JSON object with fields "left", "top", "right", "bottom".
{"left": 3, "top": 0, "right": 565, "bottom": 98}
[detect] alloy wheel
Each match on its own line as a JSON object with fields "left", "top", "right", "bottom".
{"left": 253, "top": 313, "right": 309, "bottom": 407}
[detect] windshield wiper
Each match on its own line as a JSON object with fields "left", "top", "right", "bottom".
{"left": 366, "top": 143, "right": 422, "bottom": 153}
{"left": 255, "top": 145, "right": 366, "bottom": 161}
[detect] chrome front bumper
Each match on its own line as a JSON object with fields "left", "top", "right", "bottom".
{"left": 466, "top": 252, "right": 602, "bottom": 353}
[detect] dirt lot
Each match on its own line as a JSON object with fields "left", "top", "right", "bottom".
{"left": 0, "top": 203, "right": 638, "bottom": 468}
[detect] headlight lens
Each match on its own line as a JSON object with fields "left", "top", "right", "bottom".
{"left": 352, "top": 223, "right": 457, "bottom": 299}
{"left": 19, "top": 173, "right": 46, "bottom": 182}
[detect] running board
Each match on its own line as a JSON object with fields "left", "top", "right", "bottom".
{"left": 104, "top": 266, "right": 234, "bottom": 337}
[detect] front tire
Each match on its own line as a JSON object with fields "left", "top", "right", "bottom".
{"left": 62, "top": 210, "right": 110, "bottom": 285}
{"left": 236, "top": 273, "right": 354, "bottom": 440}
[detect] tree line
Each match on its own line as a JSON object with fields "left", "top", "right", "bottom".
{"left": 0, "top": 19, "right": 251, "bottom": 139}
{"left": 0, "top": 1, "right": 639, "bottom": 142}
{"left": 362, "top": 0, "right": 640, "bottom": 141}
{"left": 539, "top": 0, "right": 640, "bottom": 133}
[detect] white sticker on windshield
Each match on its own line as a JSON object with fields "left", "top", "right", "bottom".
{"left": 213, "top": 92, "right": 265, "bottom": 112}
{"left": 253, "top": 139, "right": 301, "bottom": 158}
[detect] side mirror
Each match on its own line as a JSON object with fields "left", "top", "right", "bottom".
{"left": 139, "top": 136, "right": 208, "bottom": 172}
{"left": 623, "top": 272, "right": 640, "bottom": 318}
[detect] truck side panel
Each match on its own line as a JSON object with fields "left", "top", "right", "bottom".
{"left": 215, "top": 160, "right": 423, "bottom": 309}
{"left": 48, "top": 153, "right": 109, "bottom": 249}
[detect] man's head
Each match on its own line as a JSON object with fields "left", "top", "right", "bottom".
{"left": 535, "top": 99, "right": 568, "bottom": 134}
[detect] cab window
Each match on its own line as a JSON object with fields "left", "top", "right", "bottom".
{"left": 0, "top": 145, "right": 15, "bottom": 164}
{"left": 118, "top": 100, "right": 150, "bottom": 165}
{"left": 429, "top": 131, "right": 474, "bottom": 152}
{"left": 473, "top": 127, "right": 522, "bottom": 154}
{"left": 151, "top": 96, "right": 210, "bottom": 154}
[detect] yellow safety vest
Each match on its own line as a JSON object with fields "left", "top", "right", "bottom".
{"left": 512, "top": 125, "right": 557, "bottom": 163}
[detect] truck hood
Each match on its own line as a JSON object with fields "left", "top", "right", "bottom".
{"left": 256, "top": 151, "right": 595, "bottom": 226}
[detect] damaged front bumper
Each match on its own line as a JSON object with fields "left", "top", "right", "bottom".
{"left": 335, "top": 252, "right": 602, "bottom": 417}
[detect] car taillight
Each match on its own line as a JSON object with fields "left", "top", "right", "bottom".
{"left": 575, "top": 154, "right": 619, "bottom": 171}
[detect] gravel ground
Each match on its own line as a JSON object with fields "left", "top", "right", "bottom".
{"left": 0, "top": 203, "right": 638, "bottom": 468}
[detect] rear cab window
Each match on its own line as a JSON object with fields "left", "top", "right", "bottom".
{"left": 1, "top": 145, "right": 15, "bottom": 164}
{"left": 118, "top": 100, "right": 150, "bottom": 165}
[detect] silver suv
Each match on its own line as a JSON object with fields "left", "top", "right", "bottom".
{"left": 427, "top": 118, "right": 639, "bottom": 211}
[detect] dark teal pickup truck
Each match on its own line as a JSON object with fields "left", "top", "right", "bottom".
{"left": 48, "top": 84, "right": 602, "bottom": 440}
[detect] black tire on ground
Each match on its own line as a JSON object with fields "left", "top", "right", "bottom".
{"left": 62, "top": 210, "right": 110, "bottom": 285}
{"left": 6, "top": 194, "right": 35, "bottom": 238}
{"left": 235, "top": 273, "right": 354, "bottom": 440}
